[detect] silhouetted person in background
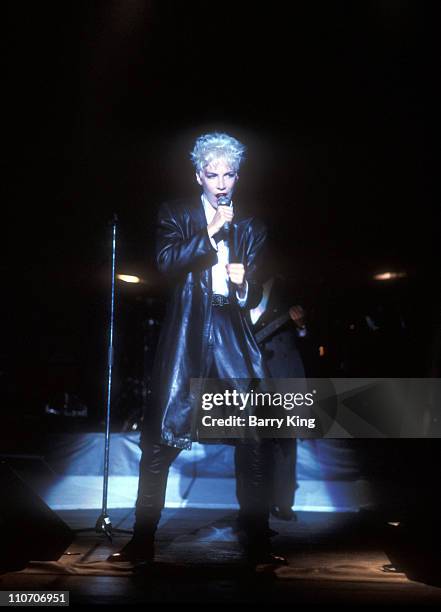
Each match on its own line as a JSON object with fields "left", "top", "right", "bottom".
{"left": 249, "top": 273, "right": 315, "bottom": 521}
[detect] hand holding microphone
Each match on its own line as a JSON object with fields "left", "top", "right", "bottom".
{"left": 207, "top": 194, "right": 233, "bottom": 238}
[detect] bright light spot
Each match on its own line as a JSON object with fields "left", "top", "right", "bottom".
{"left": 373, "top": 271, "right": 407, "bottom": 281}
{"left": 319, "top": 346, "right": 326, "bottom": 357}
{"left": 117, "top": 274, "right": 141, "bottom": 284}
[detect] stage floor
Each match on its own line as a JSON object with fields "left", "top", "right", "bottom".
{"left": 42, "top": 475, "right": 372, "bottom": 512}
{"left": 1, "top": 509, "right": 441, "bottom": 606}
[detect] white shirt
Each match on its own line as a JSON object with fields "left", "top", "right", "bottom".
{"left": 201, "top": 194, "right": 247, "bottom": 307}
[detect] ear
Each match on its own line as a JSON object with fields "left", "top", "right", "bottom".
{"left": 196, "top": 171, "right": 202, "bottom": 186}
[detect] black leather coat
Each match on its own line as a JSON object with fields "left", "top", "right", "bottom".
{"left": 142, "top": 197, "right": 268, "bottom": 449}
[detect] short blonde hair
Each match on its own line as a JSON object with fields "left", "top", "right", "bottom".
{"left": 190, "top": 132, "right": 246, "bottom": 172}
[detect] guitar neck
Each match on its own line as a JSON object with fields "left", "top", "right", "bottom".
{"left": 254, "top": 311, "right": 291, "bottom": 344}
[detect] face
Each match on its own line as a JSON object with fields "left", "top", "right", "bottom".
{"left": 196, "top": 157, "right": 239, "bottom": 208}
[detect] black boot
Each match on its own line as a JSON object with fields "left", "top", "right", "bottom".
{"left": 236, "top": 516, "right": 288, "bottom": 566}
{"left": 271, "top": 504, "right": 298, "bottom": 521}
{"left": 107, "top": 530, "right": 154, "bottom": 564}
{"left": 107, "top": 443, "right": 180, "bottom": 564}
{"left": 241, "top": 532, "right": 288, "bottom": 566}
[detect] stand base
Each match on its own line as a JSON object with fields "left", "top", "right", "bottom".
{"left": 74, "top": 513, "right": 132, "bottom": 542}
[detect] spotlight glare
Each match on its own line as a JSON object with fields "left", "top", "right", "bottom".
{"left": 117, "top": 274, "right": 141, "bottom": 284}
{"left": 373, "top": 271, "right": 407, "bottom": 281}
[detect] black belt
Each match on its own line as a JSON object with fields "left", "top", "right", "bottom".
{"left": 212, "top": 294, "right": 230, "bottom": 306}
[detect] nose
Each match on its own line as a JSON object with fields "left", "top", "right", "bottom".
{"left": 216, "top": 176, "right": 225, "bottom": 190}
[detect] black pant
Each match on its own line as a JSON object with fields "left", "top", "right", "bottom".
{"left": 271, "top": 439, "right": 297, "bottom": 510}
{"left": 134, "top": 306, "right": 272, "bottom": 543}
{"left": 134, "top": 438, "right": 272, "bottom": 537}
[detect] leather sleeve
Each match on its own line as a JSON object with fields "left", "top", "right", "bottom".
{"left": 243, "top": 218, "right": 267, "bottom": 310}
{"left": 156, "top": 202, "right": 216, "bottom": 276}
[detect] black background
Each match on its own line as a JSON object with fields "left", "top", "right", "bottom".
{"left": 3, "top": 1, "right": 439, "bottom": 423}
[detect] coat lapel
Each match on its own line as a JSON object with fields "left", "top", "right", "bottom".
{"left": 231, "top": 214, "right": 247, "bottom": 264}
{"left": 187, "top": 195, "right": 249, "bottom": 264}
{"left": 189, "top": 196, "right": 207, "bottom": 232}
{"left": 187, "top": 196, "right": 213, "bottom": 293}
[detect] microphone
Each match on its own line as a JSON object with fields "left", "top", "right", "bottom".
{"left": 217, "top": 194, "right": 232, "bottom": 232}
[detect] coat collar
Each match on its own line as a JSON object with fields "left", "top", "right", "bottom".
{"left": 188, "top": 194, "right": 248, "bottom": 229}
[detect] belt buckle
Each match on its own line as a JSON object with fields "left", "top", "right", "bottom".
{"left": 212, "top": 294, "right": 229, "bottom": 306}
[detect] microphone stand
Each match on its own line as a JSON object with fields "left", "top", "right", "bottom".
{"left": 74, "top": 214, "right": 132, "bottom": 542}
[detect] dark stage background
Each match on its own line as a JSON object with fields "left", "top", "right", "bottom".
{"left": 3, "top": 0, "right": 439, "bottom": 444}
